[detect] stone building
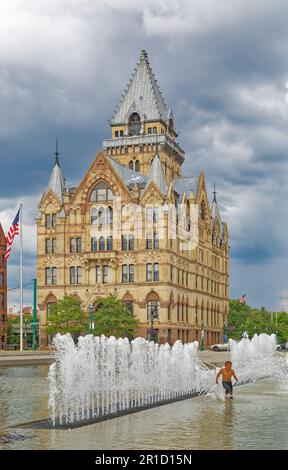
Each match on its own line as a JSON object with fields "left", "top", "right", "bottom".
{"left": 0, "top": 223, "right": 7, "bottom": 350}
{"left": 36, "top": 50, "right": 229, "bottom": 348}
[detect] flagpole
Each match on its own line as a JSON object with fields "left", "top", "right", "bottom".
{"left": 20, "top": 202, "right": 23, "bottom": 351}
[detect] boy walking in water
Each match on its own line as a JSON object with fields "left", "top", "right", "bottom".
{"left": 216, "top": 361, "right": 239, "bottom": 399}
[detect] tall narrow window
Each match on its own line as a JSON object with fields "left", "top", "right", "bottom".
{"left": 91, "top": 208, "right": 97, "bottom": 224}
{"left": 52, "top": 238, "right": 56, "bottom": 254}
{"left": 76, "top": 238, "right": 81, "bottom": 253}
{"left": 129, "top": 264, "right": 134, "bottom": 283}
{"left": 153, "top": 263, "right": 159, "bottom": 281}
{"left": 129, "top": 160, "right": 134, "bottom": 170}
{"left": 107, "top": 236, "right": 113, "bottom": 251}
{"left": 70, "top": 238, "right": 75, "bottom": 254}
{"left": 135, "top": 160, "right": 140, "bottom": 172}
{"left": 147, "top": 300, "right": 160, "bottom": 320}
{"left": 107, "top": 207, "right": 113, "bottom": 224}
{"left": 99, "top": 237, "right": 105, "bottom": 251}
{"left": 122, "top": 265, "right": 128, "bottom": 283}
{"left": 153, "top": 232, "right": 159, "bottom": 249}
{"left": 45, "top": 268, "right": 51, "bottom": 286}
{"left": 153, "top": 207, "right": 159, "bottom": 223}
{"left": 77, "top": 267, "right": 82, "bottom": 284}
{"left": 45, "top": 214, "right": 51, "bottom": 229}
{"left": 51, "top": 213, "right": 56, "bottom": 228}
{"left": 91, "top": 237, "right": 97, "bottom": 252}
{"left": 146, "top": 207, "right": 152, "bottom": 224}
{"left": 45, "top": 239, "right": 51, "bottom": 255}
{"left": 70, "top": 267, "right": 76, "bottom": 285}
{"left": 96, "top": 265, "right": 101, "bottom": 283}
{"left": 98, "top": 208, "right": 104, "bottom": 226}
{"left": 129, "top": 235, "right": 134, "bottom": 251}
{"left": 146, "top": 233, "right": 153, "bottom": 249}
{"left": 146, "top": 263, "right": 153, "bottom": 282}
{"left": 122, "top": 235, "right": 128, "bottom": 251}
{"left": 52, "top": 267, "right": 57, "bottom": 285}
{"left": 129, "top": 112, "right": 141, "bottom": 136}
{"left": 103, "top": 266, "right": 108, "bottom": 283}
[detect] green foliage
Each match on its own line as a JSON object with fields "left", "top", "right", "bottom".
{"left": 45, "top": 296, "right": 87, "bottom": 336}
{"left": 228, "top": 299, "right": 288, "bottom": 343}
{"left": 93, "top": 297, "right": 138, "bottom": 338}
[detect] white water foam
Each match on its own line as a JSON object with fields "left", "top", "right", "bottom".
{"left": 48, "top": 333, "right": 287, "bottom": 426}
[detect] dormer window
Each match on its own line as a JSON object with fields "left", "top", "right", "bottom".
{"left": 129, "top": 113, "right": 141, "bottom": 136}
{"left": 90, "top": 181, "right": 113, "bottom": 202}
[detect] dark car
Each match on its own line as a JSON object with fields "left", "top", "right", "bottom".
{"left": 277, "top": 342, "right": 288, "bottom": 351}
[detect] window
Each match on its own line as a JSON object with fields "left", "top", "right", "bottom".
{"left": 115, "top": 130, "right": 119, "bottom": 137}
{"left": 107, "top": 207, "right": 113, "bottom": 224}
{"left": 51, "top": 213, "right": 56, "bottom": 228}
{"left": 96, "top": 265, "right": 101, "bottom": 283}
{"left": 52, "top": 267, "right": 57, "bottom": 285}
{"left": 91, "top": 208, "right": 97, "bottom": 224}
{"left": 45, "top": 214, "right": 51, "bottom": 229}
{"left": 98, "top": 208, "right": 104, "bottom": 226}
{"left": 148, "top": 127, "right": 152, "bottom": 134}
{"left": 129, "top": 112, "right": 141, "bottom": 136}
{"left": 99, "top": 237, "right": 105, "bottom": 251}
{"left": 146, "top": 233, "right": 153, "bottom": 249}
{"left": 70, "top": 267, "right": 76, "bottom": 285}
{"left": 146, "top": 207, "right": 152, "bottom": 224}
{"left": 1, "top": 293, "right": 5, "bottom": 308}
{"left": 170, "top": 265, "right": 173, "bottom": 282}
{"left": 122, "top": 235, "right": 128, "bottom": 251}
{"left": 120, "top": 130, "right": 124, "bottom": 137}
{"left": 129, "top": 160, "right": 134, "bottom": 170}
{"left": 135, "top": 160, "right": 140, "bottom": 172}
{"left": 129, "top": 264, "right": 134, "bottom": 283}
{"left": 147, "top": 300, "right": 160, "bottom": 320}
{"left": 45, "top": 268, "right": 51, "bottom": 286}
{"left": 45, "top": 239, "right": 51, "bottom": 255}
{"left": 146, "top": 263, "right": 152, "bottom": 282}
{"left": 70, "top": 238, "right": 75, "bottom": 254}
{"left": 90, "top": 181, "right": 113, "bottom": 202}
{"left": 47, "top": 302, "right": 56, "bottom": 318}
{"left": 52, "top": 238, "right": 56, "bottom": 255}
{"left": 153, "top": 207, "right": 159, "bottom": 223}
{"left": 153, "top": 127, "right": 157, "bottom": 134}
{"left": 122, "top": 265, "right": 128, "bottom": 283}
{"left": 91, "top": 237, "right": 97, "bottom": 252}
{"left": 129, "top": 235, "right": 134, "bottom": 251}
{"left": 76, "top": 238, "right": 81, "bottom": 253}
{"left": 153, "top": 232, "right": 159, "bottom": 249}
{"left": 77, "top": 267, "right": 82, "bottom": 284}
{"left": 105, "top": 236, "right": 112, "bottom": 251}
{"left": 153, "top": 263, "right": 159, "bottom": 281}
{"left": 103, "top": 265, "right": 108, "bottom": 284}
{"left": 123, "top": 301, "right": 134, "bottom": 314}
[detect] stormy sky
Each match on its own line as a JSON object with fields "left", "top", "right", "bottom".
{"left": 0, "top": 0, "right": 288, "bottom": 311}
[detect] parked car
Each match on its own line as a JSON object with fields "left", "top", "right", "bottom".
{"left": 277, "top": 342, "right": 288, "bottom": 351}
{"left": 209, "top": 342, "right": 230, "bottom": 352}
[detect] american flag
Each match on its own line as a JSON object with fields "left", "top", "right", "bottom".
{"left": 5, "top": 209, "right": 20, "bottom": 260}
{"left": 239, "top": 294, "right": 246, "bottom": 304}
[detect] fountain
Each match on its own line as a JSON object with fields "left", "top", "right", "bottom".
{"left": 48, "top": 333, "right": 287, "bottom": 428}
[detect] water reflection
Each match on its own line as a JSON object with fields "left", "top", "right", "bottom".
{"left": 0, "top": 366, "right": 288, "bottom": 450}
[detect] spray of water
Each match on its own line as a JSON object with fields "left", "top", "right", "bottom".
{"left": 48, "top": 333, "right": 288, "bottom": 426}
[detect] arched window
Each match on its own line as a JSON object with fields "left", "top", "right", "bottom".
{"left": 129, "top": 160, "right": 134, "bottom": 170}
{"left": 135, "top": 160, "right": 140, "bottom": 172}
{"left": 91, "top": 207, "right": 97, "bottom": 225}
{"left": 98, "top": 208, "right": 105, "bottom": 226}
{"left": 129, "top": 112, "right": 141, "bottom": 136}
{"left": 107, "top": 206, "right": 113, "bottom": 224}
{"left": 91, "top": 237, "right": 97, "bottom": 252}
{"left": 99, "top": 237, "right": 105, "bottom": 251}
{"left": 90, "top": 181, "right": 113, "bottom": 202}
{"left": 107, "top": 236, "right": 113, "bottom": 251}
{"left": 147, "top": 300, "right": 160, "bottom": 320}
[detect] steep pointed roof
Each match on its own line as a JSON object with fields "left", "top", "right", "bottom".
{"left": 46, "top": 156, "right": 65, "bottom": 202}
{"left": 210, "top": 185, "right": 222, "bottom": 224}
{"left": 146, "top": 151, "right": 167, "bottom": 194}
{"left": 107, "top": 156, "right": 147, "bottom": 189}
{"left": 111, "top": 50, "right": 168, "bottom": 124}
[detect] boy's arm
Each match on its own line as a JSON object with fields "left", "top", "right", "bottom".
{"left": 232, "top": 370, "right": 239, "bottom": 382}
{"left": 216, "top": 368, "right": 223, "bottom": 384}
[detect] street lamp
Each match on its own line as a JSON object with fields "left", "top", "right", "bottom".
{"left": 200, "top": 320, "right": 205, "bottom": 351}
{"left": 149, "top": 305, "right": 158, "bottom": 342}
{"left": 223, "top": 319, "right": 228, "bottom": 343}
{"left": 89, "top": 304, "right": 94, "bottom": 335}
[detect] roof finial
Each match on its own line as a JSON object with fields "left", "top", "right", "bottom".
{"left": 213, "top": 180, "right": 217, "bottom": 203}
{"left": 54, "top": 138, "right": 60, "bottom": 166}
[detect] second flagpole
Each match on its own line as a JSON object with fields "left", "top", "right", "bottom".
{"left": 19, "top": 202, "right": 23, "bottom": 352}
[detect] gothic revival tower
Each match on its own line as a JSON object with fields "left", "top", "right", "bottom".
{"left": 103, "top": 50, "right": 184, "bottom": 183}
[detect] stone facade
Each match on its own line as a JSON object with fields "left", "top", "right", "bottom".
{"left": 0, "top": 224, "right": 7, "bottom": 350}
{"left": 36, "top": 50, "right": 229, "bottom": 349}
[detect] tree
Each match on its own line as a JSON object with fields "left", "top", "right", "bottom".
{"left": 228, "top": 299, "right": 288, "bottom": 343}
{"left": 93, "top": 297, "right": 138, "bottom": 338}
{"left": 45, "top": 295, "right": 87, "bottom": 336}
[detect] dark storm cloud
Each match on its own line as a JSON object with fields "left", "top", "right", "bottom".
{"left": 0, "top": 0, "right": 288, "bottom": 309}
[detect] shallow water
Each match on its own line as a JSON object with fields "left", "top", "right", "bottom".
{"left": 0, "top": 365, "right": 288, "bottom": 450}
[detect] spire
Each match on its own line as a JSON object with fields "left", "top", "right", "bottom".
{"left": 47, "top": 141, "right": 65, "bottom": 202}
{"left": 146, "top": 147, "right": 167, "bottom": 194}
{"left": 210, "top": 181, "right": 222, "bottom": 224}
{"left": 111, "top": 49, "right": 168, "bottom": 124}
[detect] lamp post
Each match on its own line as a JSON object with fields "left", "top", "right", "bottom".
{"left": 223, "top": 319, "right": 228, "bottom": 343}
{"left": 89, "top": 303, "right": 94, "bottom": 334}
{"left": 149, "top": 305, "right": 157, "bottom": 342}
{"left": 32, "top": 278, "right": 37, "bottom": 350}
{"left": 200, "top": 320, "right": 205, "bottom": 351}
{"left": 24, "top": 318, "right": 28, "bottom": 351}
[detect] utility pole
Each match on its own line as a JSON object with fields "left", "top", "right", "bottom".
{"left": 32, "top": 278, "right": 37, "bottom": 350}
{"left": 89, "top": 303, "right": 94, "bottom": 334}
